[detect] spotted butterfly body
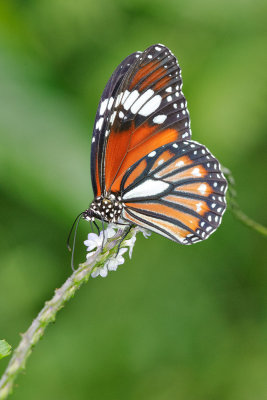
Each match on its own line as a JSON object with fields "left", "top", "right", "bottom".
{"left": 83, "top": 44, "right": 227, "bottom": 244}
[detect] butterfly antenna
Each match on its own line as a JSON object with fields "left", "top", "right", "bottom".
{"left": 67, "top": 212, "right": 84, "bottom": 252}
{"left": 71, "top": 213, "right": 83, "bottom": 272}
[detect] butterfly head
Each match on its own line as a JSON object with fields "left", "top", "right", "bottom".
{"left": 83, "top": 194, "right": 123, "bottom": 223}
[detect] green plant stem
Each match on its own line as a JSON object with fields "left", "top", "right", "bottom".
{"left": 1, "top": 172, "right": 266, "bottom": 399}
{"left": 0, "top": 228, "right": 129, "bottom": 400}
{"left": 222, "top": 166, "right": 267, "bottom": 238}
{"left": 230, "top": 203, "right": 267, "bottom": 237}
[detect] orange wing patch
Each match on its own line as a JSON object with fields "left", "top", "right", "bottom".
{"left": 125, "top": 202, "right": 200, "bottom": 231}
{"left": 164, "top": 195, "right": 210, "bottom": 216}
{"left": 139, "top": 67, "right": 170, "bottom": 91}
{"left": 174, "top": 182, "right": 213, "bottom": 196}
{"left": 130, "top": 60, "right": 171, "bottom": 92}
{"left": 129, "top": 124, "right": 179, "bottom": 152}
{"left": 154, "top": 156, "right": 192, "bottom": 178}
{"left": 124, "top": 159, "right": 147, "bottom": 189}
{"left": 163, "top": 165, "right": 208, "bottom": 183}
{"left": 108, "top": 124, "right": 179, "bottom": 192}
{"left": 123, "top": 209, "right": 190, "bottom": 241}
{"left": 150, "top": 150, "right": 175, "bottom": 172}
{"left": 130, "top": 61, "right": 156, "bottom": 90}
{"left": 154, "top": 75, "right": 171, "bottom": 90}
{"left": 104, "top": 125, "right": 134, "bottom": 192}
{"left": 129, "top": 123, "right": 157, "bottom": 149}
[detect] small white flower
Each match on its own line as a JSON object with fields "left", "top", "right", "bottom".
{"left": 84, "top": 224, "right": 151, "bottom": 278}
{"left": 91, "top": 248, "right": 127, "bottom": 278}
{"left": 99, "top": 265, "right": 108, "bottom": 278}
{"left": 84, "top": 233, "right": 101, "bottom": 253}
{"left": 106, "top": 248, "right": 128, "bottom": 271}
{"left": 138, "top": 227, "right": 151, "bottom": 238}
{"left": 91, "top": 264, "right": 106, "bottom": 278}
{"left": 123, "top": 236, "right": 136, "bottom": 259}
{"left": 84, "top": 227, "right": 115, "bottom": 254}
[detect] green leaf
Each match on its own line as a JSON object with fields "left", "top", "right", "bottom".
{"left": 0, "top": 339, "right": 12, "bottom": 360}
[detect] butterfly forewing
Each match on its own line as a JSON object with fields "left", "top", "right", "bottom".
{"left": 91, "top": 51, "right": 141, "bottom": 197}
{"left": 91, "top": 44, "right": 191, "bottom": 196}
{"left": 120, "top": 140, "right": 227, "bottom": 244}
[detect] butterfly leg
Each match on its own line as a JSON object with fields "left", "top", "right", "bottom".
{"left": 101, "top": 218, "right": 105, "bottom": 251}
{"left": 93, "top": 220, "right": 100, "bottom": 235}
{"left": 115, "top": 225, "right": 133, "bottom": 256}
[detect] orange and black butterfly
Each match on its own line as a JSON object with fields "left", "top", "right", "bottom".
{"left": 83, "top": 44, "right": 227, "bottom": 244}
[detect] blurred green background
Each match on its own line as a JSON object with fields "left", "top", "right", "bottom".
{"left": 0, "top": 0, "right": 267, "bottom": 399}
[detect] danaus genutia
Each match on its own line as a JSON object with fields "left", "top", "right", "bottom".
{"left": 82, "top": 44, "right": 227, "bottom": 245}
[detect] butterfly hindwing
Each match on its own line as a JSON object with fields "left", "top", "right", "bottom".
{"left": 120, "top": 140, "right": 227, "bottom": 244}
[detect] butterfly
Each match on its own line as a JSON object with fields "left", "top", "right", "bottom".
{"left": 82, "top": 44, "right": 227, "bottom": 245}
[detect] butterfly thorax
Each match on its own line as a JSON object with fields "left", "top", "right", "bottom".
{"left": 83, "top": 193, "right": 123, "bottom": 223}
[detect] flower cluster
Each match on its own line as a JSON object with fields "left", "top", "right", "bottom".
{"left": 83, "top": 225, "right": 150, "bottom": 278}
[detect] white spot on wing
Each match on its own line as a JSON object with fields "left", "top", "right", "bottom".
{"left": 115, "top": 92, "right": 123, "bottom": 107}
{"left": 198, "top": 184, "right": 207, "bottom": 195}
{"left": 176, "top": 160, "right": 184, "bottom": 167}
{"left": 110, "top": 111, "right": 117, "bottom": 125}
{"left": 138, "top": 95, "right": 162, "bottom": 117}
{"left": 192, "top": 167, "right": 202, "bottom": 177}
{"left": 196, "top": 202, "right": 203, "bottom": 212}
{"left": 153, "top": 115, "right": 167, "bottom": 124}
{"left": 99, "top": 99, "right": 108, "bottom": 116}
{"left": 148, "top": 151, "right": 156, "bottom": 157}
{"left": 131, "top": 89, "right": 154, "bottom": 114}
{"left": 121, "top": 90, "right": 130, "bottom": 105}
{"left": 122, "top": 179, "right": 170, "bottom": 200}
{"left": 123, "top": 90, "right": 140, "bottom": 110}
{"left": 96, "top": 117, "right": 104, "bottom": 130}
{"left": 107, "top": 97, "right": 114, "bottom": 110}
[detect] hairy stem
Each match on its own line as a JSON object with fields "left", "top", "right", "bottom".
{"left": 222, "top": 166, "right": 267, "bottom": 238}
{"left": 229, "top": 202, "right": 267, "bottom": 236}
{"left": 0, "top": 228, "right": 130, "bottom": 400}
{"left": 1, "top": 167, "right": 266, "bottom": 399}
